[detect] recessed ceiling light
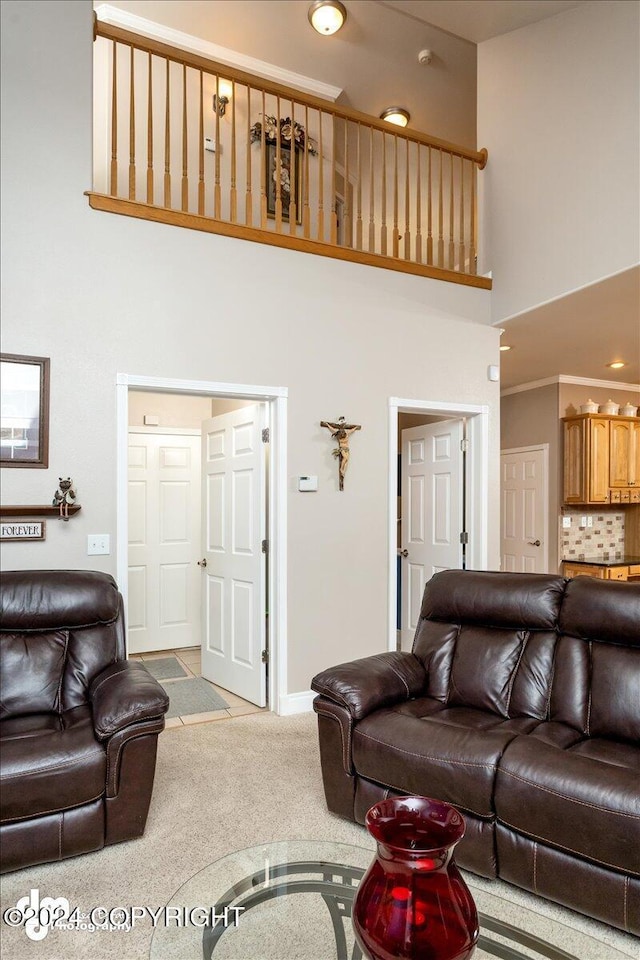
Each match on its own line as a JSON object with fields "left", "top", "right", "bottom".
{"left": 499, "top": 345, "right": 512, "bottom": 352}
{"left": 380, "top": 107, "right": 410, "bottom": 128}
{"left": 607, "top": 361, "right": 626, "bottom": 369}
{"left": 308, "top": 1, "right": 347, "bottom": 36}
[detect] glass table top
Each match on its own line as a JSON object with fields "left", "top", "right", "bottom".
{"left": 149, "top": 840, "right": 636, "bottom": 960}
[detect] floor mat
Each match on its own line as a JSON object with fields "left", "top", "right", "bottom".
{"left": 143, "top": 656, "right": 188, "bottom": 681}
{"left": 162, "top": 677, "right": 230, "bottom": 719}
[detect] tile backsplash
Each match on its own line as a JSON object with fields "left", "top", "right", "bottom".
{"left": 560, "top": 509, "right": 625, "bottom": 560}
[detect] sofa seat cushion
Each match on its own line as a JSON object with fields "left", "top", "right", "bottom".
{"left": 0, "top": 705, "right": 106, "bottom": 824}
{"left": 352, "top": 701, "right": 521, "bottom": 819}
{"left": 495, "top": 735, "right": 640, "bottom": 876}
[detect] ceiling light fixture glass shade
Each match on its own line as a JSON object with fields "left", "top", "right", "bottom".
{"left": 499, "top": 345, "right": 512, "bottom": 352}
{"left": 607, "top": 361, "right": 626, "bottom": 369}
{"left": 308, "top": 0, "right": 347, "bottom": 35}
{"left": 380, "top": 107, "right": 410, "bottom": 127}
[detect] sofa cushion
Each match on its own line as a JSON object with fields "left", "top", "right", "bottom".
{"left": 0, "top": 705, "right": 106, "bottom": 823}
{"left": 495, "top": 735, "right": 640, "bottom": 876}
{"left": 352, "top": 702, "right": 520, "bottom": 819}
{"left": 559, "top": 576, "right": 640, "bottom": 647}
{"left": 0, "top": 631, "right": 68, "bottom": 719}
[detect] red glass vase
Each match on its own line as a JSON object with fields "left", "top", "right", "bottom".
{"left": 352, "top": 796, "right": 478, "bottom": 960}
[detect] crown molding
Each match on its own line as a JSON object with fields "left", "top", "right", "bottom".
{"left": 501, "top": 374, "right": 640, "bottom": 397}
{"left": 94, "top": 4, "right": 343, "bottom": 102}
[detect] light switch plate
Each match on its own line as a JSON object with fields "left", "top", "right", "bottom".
{"left": 88, "top": 534, "right": 110, "bottom": 556}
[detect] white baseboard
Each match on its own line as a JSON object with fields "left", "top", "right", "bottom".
{"left": 277, "top": 690, "right": 315, "bottom": 716}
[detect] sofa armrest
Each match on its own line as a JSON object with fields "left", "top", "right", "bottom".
{"left": 89, "top": 661, "right": 169, "bottom": 740}
{"left": 311, "top": 651, "right": 426, "bottom": 721}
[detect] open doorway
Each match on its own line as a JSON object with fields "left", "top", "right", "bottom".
{"left": 116, "top": 375, "right": 288, "bottom": 715}
{"left": 388, "top": 398, "right": 490, "bottom": 652}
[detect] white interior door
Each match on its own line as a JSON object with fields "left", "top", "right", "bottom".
{"left": 128, "top": 431, "right": 202, "bottom": 653}
{"left": 501, "top": 447, "right": 548, "bottom": 572}
{"left": 400, "top": 420, "right": 464, "bottom": 650}
{"left": 201, "top": 404, "right": 267, "bottom": 706}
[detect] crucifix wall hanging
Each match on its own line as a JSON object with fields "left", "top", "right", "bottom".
{"left": 321, "top": 417, "right": 362, "bottom": 491}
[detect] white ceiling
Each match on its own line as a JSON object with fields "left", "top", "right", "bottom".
{"left": 379, "top": 1, "right": 587, "bottom": 44}
{"left": 97, "top": 1, "right": 638, "bottom": 390}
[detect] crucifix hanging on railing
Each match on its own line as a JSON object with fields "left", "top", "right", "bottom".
{"left": 321, "top": 417, "right": 362, "bottom": 491}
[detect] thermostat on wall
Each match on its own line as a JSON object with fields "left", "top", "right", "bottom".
{"left": 298, "top": 476, "right": 318, "bottom": 492}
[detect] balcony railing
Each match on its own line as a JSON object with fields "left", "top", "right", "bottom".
{"left": 89, "top": 18, "right": 490, "bottom": 289}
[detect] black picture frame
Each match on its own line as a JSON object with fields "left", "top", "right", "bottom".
{"left": 0, "top": 353, "right": 50, "bottom": 468}
{"left": 266, "top": 143, "right": 302, "bottom": 224}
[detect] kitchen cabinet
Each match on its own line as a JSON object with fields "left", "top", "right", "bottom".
{"left": 563, "top": 414, "right": 640, "bottom": 504}
{"left": 562, "top": 560, "right": 640, "bottom": 581}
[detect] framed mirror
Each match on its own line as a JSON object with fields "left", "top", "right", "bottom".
{"left": 0, "top": 353, "right": 50, "bottom": 468}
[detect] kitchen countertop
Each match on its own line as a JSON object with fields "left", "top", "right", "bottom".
{"left": 562, "top": 556, "right": 640, "bottom": 567}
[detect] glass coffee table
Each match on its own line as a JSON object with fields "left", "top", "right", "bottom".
{"left": 149, "top": 840, "right": 636, "bottom": 960}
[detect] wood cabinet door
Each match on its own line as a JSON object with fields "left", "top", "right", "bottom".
{"left": 631, "top": 421, "right": 640, "bottom": 487}
{"left": 609, "top": 419, "right": 631, "bottom": 487}
{"left": 563, "top": 420, "right": 585, "bottom": 503}
{"left": 587, "top": 418, "right": 610, "bottom": 502}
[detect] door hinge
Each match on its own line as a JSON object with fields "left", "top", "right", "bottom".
{"left": 459, "top": 531, "right": 469, "bottom": 545}
{"left": 261, "top": 648, "right": 269, "bottom": 663}
{"left": 460, "top": 438, "right": 470, "bottom": 453}
{"left": 262, "top": 539, "right": 269, "bottom": 554}
{"left": 262, "top": 428, "right": 270, "bottom": 443}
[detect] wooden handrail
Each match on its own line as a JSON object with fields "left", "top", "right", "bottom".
{"left": 95, "top": 19, "right": 488, "bottom": 168}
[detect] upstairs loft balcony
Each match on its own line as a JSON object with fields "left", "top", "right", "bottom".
{"left": 88, "top": 19, "right": 491, "bottom": 290}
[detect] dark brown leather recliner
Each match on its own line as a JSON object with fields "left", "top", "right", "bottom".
{"left": 0, "top": 570, "right": 169, "bottom": 873}
{"left": 311, "top": 570, "right": 640, "bottom": 935}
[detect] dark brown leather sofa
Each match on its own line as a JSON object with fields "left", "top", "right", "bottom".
{"left": 311, "top": 570, "right": 640, "bottom": 935}
{"left": 0, "top": 570, "right": 169, "bottom": 873}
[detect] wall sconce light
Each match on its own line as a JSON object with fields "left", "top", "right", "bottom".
{"left": 308, "top": 0, "right": 347, "bottom": 36}
{"left": 380, "top": 107, "right": 410, "bottom": 128}
{"left": 213, "top": 78, "right": 233, "bottom": 117}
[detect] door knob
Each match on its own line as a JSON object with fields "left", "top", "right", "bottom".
{"left": 528, "top": 540, "right": 541, "bottom": 547}
{"left": 400, "top": 549, "right": 409, "bottom": 558}
{"left": 197, "top": 558, "right": 208, "bottom": 567}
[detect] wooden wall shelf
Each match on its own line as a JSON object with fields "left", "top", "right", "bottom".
{"left": 0, "top": 505, "right": 81, "bottom": 518}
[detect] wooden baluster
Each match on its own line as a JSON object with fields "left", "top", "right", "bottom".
{"left": 437, "top": 149, "right": 444, "bottom": 267}
{"left": 289, "top": 100, "right": 297, "bottom": 235}
{"left": 164, "top": 58, "right": 171, "bottom": 207}
{"left": 110, "top": 40, "right": 118, "bottom": 196}
{"left": 302, "top": 106, "right": 310, "bottom": 238}
{"left": 458, "top": 156, "right": 465, "bottom": 273}
{"left": 181, "top": 65, "right": 188, "bottom": 211}
{"left": 245, "top": 87, "right": 253, "bottom": 226}
{"left": 368, "top": 126, "right": 375, "bottom": 252}
{"left": 426, "top": 147, "right": 433, "bottom": 265}
{"left": 214, "top": 75, "right": 221, "bottom": 219}
{"left": 355, "top": 123, "right": 363, "bottom": 250}
{"left": 146, "top": 52, "right": 153, "bottom": 204}
{"left": 275, "top": 96, "right": 283, "bottom": 231}
{"left": 317, "top": 111, "right": 324, "bottom": 241}
{"left": 469, "top": 160, "right": 477, "bottom": 274}
{"left": 448, "top": 152, "right": 455, "bottom": 269}
{"left": 380, "top": 131, "right": 387, "bottom": 256}
{"left": 129, "top": 46, "right": 136, "bottom": 199}
{"left": 404, "top": 138, "right": 411, "bottom": 260}
{"left": 392, "top": 135, "right": 399, "bottom": 258}
{"left": 343, "top": 119, "right": 351, "bottom": 247}
{"left": 260, "top": 91, "right": 267, "bottom": 228}
{"left": 415, "top": 143, "right": 422, "bottom": 263}
{"left": 230, "top": 80, "right": 237, "bottom": 223}
{"left": 330, "top": 115, "right": 337, "bottom": 245}
{"left": 198, "top": 70, "right": 204, "bottom": 215}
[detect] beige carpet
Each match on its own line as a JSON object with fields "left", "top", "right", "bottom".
{"left": 0, "top": 712, "right": 637, "bottom": 960}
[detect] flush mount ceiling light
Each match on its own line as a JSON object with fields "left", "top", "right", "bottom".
{"left": 499, "top": 345, "right": 512, "bottom": 352}
{"left": 380, "top": 107, "right": 410, "bottom": 128}
{"left": 607, "top": 360, "right": 626, "bottom": 369}
{"left": 308, "top": 0, "right": 347, "bottom": 36}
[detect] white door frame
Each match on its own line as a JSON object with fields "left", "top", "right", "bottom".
{"left": 500, "top": 444, "right": 550, "bottom": 574}
{"left": 388, "top": 398, "right": 490, "bottom": 652}
{"left": 116, "top": 374, "right": 288, "bottom": 714}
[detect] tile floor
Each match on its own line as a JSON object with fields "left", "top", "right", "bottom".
{"left": 129, "top": 647, "right": 268, "bottom": 729}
